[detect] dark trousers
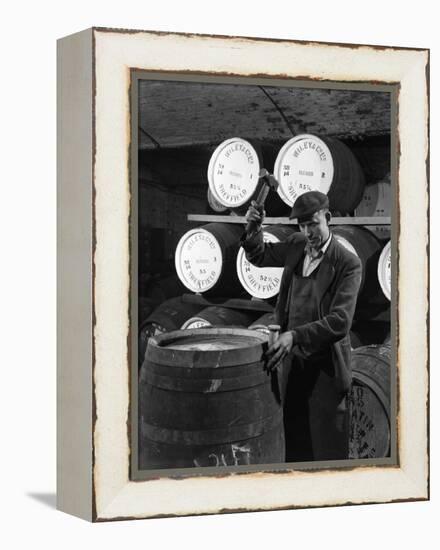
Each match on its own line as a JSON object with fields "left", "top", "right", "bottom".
{"left": 283, "top": 354, "right": 349, "bottom": 462}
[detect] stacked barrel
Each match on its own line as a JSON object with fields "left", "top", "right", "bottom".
{"left": 139, "top": 134, "right": 392, "bottom": 465}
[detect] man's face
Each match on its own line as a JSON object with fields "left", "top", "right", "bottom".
{"left": 298, "top": 209, "right": 330, "bottom": 249}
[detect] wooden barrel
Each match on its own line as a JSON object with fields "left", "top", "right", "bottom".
{"left": 138, "top": 297, "right": 157, "bottom": 327}
{"left": 139, "top": 328, "right": 285, "bottom": 469}
{"left": 349, "top": 344, "right": 391, "bottom": 459}
{"left": 175, "top": 223, "right": 243, "bottom": 296}
{"left": 138, "top": 297, "right": 203, "bottom": 366}
{"left": 377, "top": 240, "right": 391, "bottom": 301}
{"left": 207, "top": 137, "right": 261, "bottom": 209}
{"left": 207, "top": 138, "right": 289, "bottom": 216}
{"left": 332, "top": 226, "right": 385, "bottom": 312}
{"left": 355, "top": 180, "right": 391, "bottom": 239}
{"left": 248, "top": 312, "right": 276, "bottom": 335}
{"left": 236, "top": 225, "right": 296, "bottom": 299}
{"left": 349, "top": 330, "right": 364, "bottom": 350}
{"left": 142, "top": 274, "right": 187, "bottom": 304}
{"left": 355, "top": 180, "right": 391, "bottom": 216}
{"left": 181, "top": 306, "right": 261, "bottom": 330}
{"left": 274, "top": 134, "right": 365, "bottom": 214}
{"left": 332, "top": 225, "right": 381, "bottom": 287}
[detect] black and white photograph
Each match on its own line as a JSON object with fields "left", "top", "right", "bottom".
{"left": 54, "top": 26, "right": 428, "bottom": 522}
{"left": 134, "top": 76, "right": 394, "bottom": 473}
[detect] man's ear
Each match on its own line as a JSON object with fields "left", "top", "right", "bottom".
{"left": 325, "top": 210, "right": 332, "bottom": 224}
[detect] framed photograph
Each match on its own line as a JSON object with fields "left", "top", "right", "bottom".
{"left": 57, "top": 27, "right": 429, "bottom": 521}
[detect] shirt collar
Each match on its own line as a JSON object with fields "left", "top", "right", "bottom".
{"left": 305, "top": 233, "right": 332, "bottom": 258}
{"left": 320, "top": 233, "right": 332, "bottom": 254}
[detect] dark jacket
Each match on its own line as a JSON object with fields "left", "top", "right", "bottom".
{"left": 241, "top": 229, "right": 362, "bottom": 395}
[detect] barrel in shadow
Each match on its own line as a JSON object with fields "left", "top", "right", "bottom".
{"left": 236, "top": 226, "right": 296, "bottom": 299}
{"left": 349, "top": 320, "right": 391, "bottom": 349}
{"left": 274, "top": 134, "right": 365, "bottom": 214}
{"left": 141, "top": 274, "right": 187, "bottom": 304}
{"left": 175, "top": 223, "right": 244, "bottom": 296}
{"left": 138, "top": 297, "right": 157, "bottom": 327}
{"left": 181, "top": 306, "right": 261, "bottom": 330}
{"left": 349, "top": 344, "right": 391, "bottom": 459}
{"left": 139, "top": 328, "right": 285, "bottom": 469}
{"left": 355, "top": 179, "right": 391, "bottom": 240}
{"left": 138, "top": 297, "right": 203, "bottom": 366}
{"left": 354, "top": 178, "right": 390, "bottom": 216}
{"left": 332, "top": 225, "right": 389, "bottom": 319}
{"left": 248, "top": 312, "right": 277, "bottom": 335}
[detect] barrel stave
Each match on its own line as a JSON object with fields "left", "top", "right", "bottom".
{"left": 140, "top": 426, "right": 284, "bottom": 470}
{"left": 140, "top": 380, "right": 282, "bottom": 431}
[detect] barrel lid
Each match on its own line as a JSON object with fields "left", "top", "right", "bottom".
{"left": 274, "top": 134, "right": 334, "bottom": 206}
{"left": 377, "top": 241, "right": 391, "bottom": 301}
{"left": 355, "top": 181, "right": 391, "bottom": 217}
{"left": 207, "top": 138, "right": 260, "bottom": 208}
{"left": 175, "top": 228, "right": 223, "bottom": 293}
{"left": 146, "top": 327, "right": 268, "bottom": 367}
{"left": 236, "top": 231, "right": 284, "bottom": 299}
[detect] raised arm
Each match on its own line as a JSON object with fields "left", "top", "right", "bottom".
{"left": 240, "top": 201, "right": 290, "bottom": 268}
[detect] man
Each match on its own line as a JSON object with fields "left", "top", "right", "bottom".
{"left": 242, "top": 191, "right": 362, "bottom": 462}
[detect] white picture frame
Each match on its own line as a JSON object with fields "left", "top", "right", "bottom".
{"left": 57, "top": 27, "right": 429, "bottom": 521}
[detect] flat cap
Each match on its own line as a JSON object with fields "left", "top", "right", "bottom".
{"left": 289, "top": 191, "right": 329, "bottom": 220}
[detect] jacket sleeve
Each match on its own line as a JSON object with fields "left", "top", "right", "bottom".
{"left": 291, "top": 256, "right": 362, "bottom": 348}
{"left": 240, "top": 229, "right": 291, "bottom": 268}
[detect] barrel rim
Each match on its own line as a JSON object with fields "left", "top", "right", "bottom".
{"left": 207, "top": 187, "right": 228, "bottom": 212}
{"left": 146, "top": 327, "right": 268, "bottom": 367}
{"left": 351, "top": 343, "right": 391, "bottom": 362}
{"left": 333, "top": 234, "right": 358, "bottom": 258}
{"left": 174, "top": 227, "right": 223, "bottom": 293}
{"left": 274, "top": 133, "right": 334, "bottom": 206}
{"left": 207, "top": 137, "right": 261, "bottom": 208}
{"left": 377, "top": 240, "right": 391, "bottom": 301}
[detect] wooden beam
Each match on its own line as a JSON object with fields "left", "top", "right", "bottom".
{"left": 187, "top": 214, "right": 391, "bottom": 226}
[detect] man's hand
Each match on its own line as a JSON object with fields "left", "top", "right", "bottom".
{"left": 265, "top": 332, "right": 294, "bottom": 371}
{"left": 245, "top": 201, "right": 265, "bottom": 234}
